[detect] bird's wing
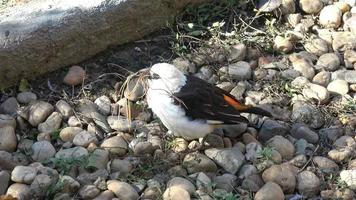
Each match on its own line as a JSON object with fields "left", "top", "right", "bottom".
{"left": 172, "top": 75, "right": 250, "bottom": 124}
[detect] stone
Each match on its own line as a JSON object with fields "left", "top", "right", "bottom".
{"left": 291, "top": 76, "right": 310, "bottom": 88}
{"left": 286, "top": 13, "right": 302, "bottom": 26}
{"left": 11, "top": 166, "right": 37, "bottom": 184}
{"left": 0, "top": 171, "right": 11, "bottom": 195}
{"left": 254, "top": 182, "right": 284, "bottom": 200}
{"left": 63, "top": 65, "right": 86, "bottom": 86}
{"left": 25, "top": 101, "right": 54, "bottom": 127}
{"left": 38, "top": 111, "right": 62, "bottom": 133}
{"left": 216, "top": 82, "right": 235, "bottom": 92}
{"left": 55, "top": 100, "right": 74, "bottom": 119}
{"left": 345, "top": 71, "right": 356, "bottom": 84}
{"left": 262, "top": 164, "right": 296, "bottom": 193}
{"left": 30, "top": 174, "right": 53, "bottom": 197}
{"left": 0, "top": 97, "right": 19, "bottom": 116}
{"left": 77, "top": 169, "right": 108, "bottom": 185}
{"left": 79, "top": 185, "right": 100, "bottom": 199}
{"left": 204, "top": 147, "right": 245, "bottom": 174}
{"left": 171, "top": 138, "right": 188, "bottom": 153}
{"left": 332, "top": 32, "right": 356, "bottom": 52}
{"left": 219, "top": 61, "right": 252, "bottom": 81}
{"left": 258, "top": 119, "right": 289, "bottom": 142}
{"left": 273, "top": 36, "right": 293, "bottom": 53}
{"left": 290, "top": 123, "right": 319, "bottom": 144}
{"left": 107, "top": 180, "right": 139, "bottom": 200}
{"left": 302, "top": 83, "right": 330, "bottom": 104}
{"left": 182, "top": 152, "right": 218, "bottom": 174}
{"left": 299, "top": 0, "right": 323, "bottom": 14}
{"left": 6, "top": 183, "right": 30, "bottom": 200}
{"left": 228, "top": 43, "right": 246, "bottom": 62}
{"left": 173, "top": 57, "right": 196, "bottom": 74}
{"left": 73, "top": 130, "right": 98, "bottom": 147}
{"left": 107, "top": 116, "right": 135, "bottom": 132}
{"left": 0, "top": 151, "right": 17, "bottom": 170}
{"left": 100, "top": 136, "right": 128, "bottom": 156}
{"left": 290, "top": 56, "right": 315, "bottom": 80}
{"left": 61, "top": 175, "right": 80, "bottom": 193}
{"left": 0, "top": 126, "right": 17, "bottom": 152}
{"left": 0, "top": 115, "right": 16, "bottom": 129}
{"left": 280, "top": 0, "right": 295, "bottom": 14}
{"left": 93, "top": 190, "right": 115, "bottom": 200}
{"left": 333, "top": 136, "right": 356, "bottom": 149}
{"left": 94, "top": 95, "right": 111, "bottom": 116}
{"left": 163, "top": 186, "right": 190, "bottom": 200}
{"left": 168, "top": 165, "right": 187, "bottom": 177}
{"left": 68, "top": 116, "right": 82, "bottom": 127}
{"left": 133, "top": 141, "right": 155, "bottom": 155}
{"left": 313, "top": 156, "right": 339, "bottom": 171}
{"left": 288, "top": 154, "right": 307, "bottom": 167}
{"left": 344, "top": 16, "right": 356, "bottom": 35}
{"left": 335, "top": 2, "right": 350, "bottom": 13}
{"left": 328, "top": 148, "right": 352, "bottom": 163}
{"left": 167, "top": 177, "right": 195, "bottom": 195}
{"left": 204, "top": 134, "right": 224, "bottom": 148}
{"left": 59, "top": 127, "right": 84, "bottom": 142}
{"left": 327, "top": 80, "right": 349, "bottom": 95}
{"left": 213, "top": 174, "right": 237, "bottom": 192}
{"left": 196, "top": 172, "right": 212, "bottom": 193}
{"left": 109, "top": 158, "right": 133, "bottom": 177}
{"left": 31, "top": 141, "right": 56, "bottom": 162}
{"left": 319, "top": 5, "right": 342, "bottom": 28}
{"left": 317, "top": 53, "right": 341, "bottom": 71}
{"left": 55, "top": 146, "right": 88, "bottom": 159}
{"left": 340, "top": 170, "right": 356, "bottom": 190}
{"left": 312, "top": 71, "right": 331, "bottom": 87}
{"left": 291, "top": 102, "right": 324, "bottom": 129}
{"left": 266, "top": 135, "right": 295, "bottom": 159}
{"left": 344, "top": 50, "right": 356, "bottom": 69}
{"left": 16, "top": 92, "right": 37, "bottom": 104}
{"left": 297, "top": 171, "right": 320, "bottom": 197}
{"left": 245, "top": 142, "right": 262, "bottom": 162}
{"left": 321, "top": 188, "right": 354, "bottom": 200}
{"left": 304, "top": 38, "right": 329, "bottom": 56}
{"left": 87, "top": 149, "right": 109, "bottom": 170}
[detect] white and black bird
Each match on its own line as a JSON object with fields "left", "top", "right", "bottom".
{"left": 141, "top": 63, "right": 271, "bottom": 140}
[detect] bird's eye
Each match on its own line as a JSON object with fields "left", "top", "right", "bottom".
{"left": 150, "top": 73, "right": 160, "bottom": 79}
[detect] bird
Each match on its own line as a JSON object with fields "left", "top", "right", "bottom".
{"left": 140, "top": 63, "right": 272, "bottom": 140}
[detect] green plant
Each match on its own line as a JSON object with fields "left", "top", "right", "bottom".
{"left": 49, "top": 155, "right": 88, "bottom": 174}
{"left": 256, "top": 146, "right": 274, "bottom": 162}
{"left": 212, "top": 190, "right": 240, "bottom": 200}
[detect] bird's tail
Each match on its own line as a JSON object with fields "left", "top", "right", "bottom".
{"left": 241, "top": 106, "right": 272, "bottom": 117}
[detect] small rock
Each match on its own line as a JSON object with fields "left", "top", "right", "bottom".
{"left": 299, "top": 0, "right": 323, "bottom": 14}
{"left": 335, "top": 2, "right": 350, "bottom": 13}
{"left": 340, "top": 170, "right": 356, "bottom": 190}
{"left": 312, "top": 71, "right": 331, "bottom": 87}
{"left": 242, "top": 174, "right": 264, "bottom": 192}
{"left": 0, "top": 171, "right": 11, "bottom": 195}
{"left": 295, "top": 139, "right": 307, "bottom": 155}
{"left": 222, "top": 123, "right": 247, "bottom": 138}
{"left": 219, "top": 62, "right": 252, "bottom": 81}
{"left": 280, "top": 0, "right": 295, "bottom": 14}
{"left": 109, "top": 159, "right": 133, "bottom": 177}
{"left": 31, "top": 141, "right": 56, "bottom": 162}
{"left": 258, "top": 0, "right": 281, "bottom": 12}
{"left": 183, "top": 152, "right": 218, "bottom": 174}
{"left": 94, "top": 95, "right": 111, "bottom": 116}
{"left": 38, "top": 112, "right": 62, "bottom": 133}
{"left": 63, "top": 65, "right": 86, "bottom": 86}
{"left": 124, "top": 77, "right": 145, "bottom": 101}
{"left": 344, "top": 50, "right": 356, "bottom": 69}
{"left": 334, "top": 136, "right": 356, "bottom": 149}
{"left": 204, "top": 134, "right": 224, "bottom": 148}
{"left": 204, "top": 147, "right": 245, "bottom": 174}
{"left": 11, "top": 166, "right": 37, "bottom": 184}
{"left": 6, "top": 183, "right": 30, "bottom": 199}
{"left": 163, "top": 186, "right": 190, "bottom": 200}
{"left": 0, "top": 126, "right": 17, "bottom": 152}
{"left": 26, "top": 101, "right": 54, "bottom": 127}
{"left": 245, "top": 142, "right": 262, "bottom": 162}
{"left": 321, "top": 188, "right": 355, "bottom": 200}
{"left": 196, "top": 172, "right": 212, "bottom": 193}
{"left": 0, "top": 97, "right": 19, "bottom": 116}
{"left": 328, "top": 148, "right": 352, "bottom": 163}
{"left": 87, "top": 149, "right": 109, "bottom": 170}
{"left": 93, "top": 190, "right": 115, "bottom": 200}
{"left": 303, "top": 83, "right": 330, "bottom": 104}
{"left": 266, "top": 135, "right": 295, "bottom": 159}
{"left": 286, "top": 13, "right": 302, "bottom": 26}
{"left": 0, "top": 114, "right": 16, "bottom": 129}
{"left": 61, "top": 175, "right": 80, "bottom": 193}
{"left": 55, "top": 146, "right": 88, "bottom": 159}
{"left": 262, "top": 164, "right": 296, "bottom": 193}
{"left": 16, "top": 92, "right": 37, "bottom": 104}
{"left": 107, "top": 180, "right": 139, "bottom": 200}
{"left": 304, "top": 38, "right": 329, "bottom": 56}
{"left": 319, "top": 5, "right": 342, "bottom": 28}
{"left": 273, "top": 36, "right": 293, "bottom": 53}
{"left": 345, "top": 71, "right": 356, "bottom": 84}
{"left": 254, "top": 182, "right": 284, "bottom": 200}
{"left": 79, "top": 185, "right": 100, "bottom": 199}
{"left": 30, "top": 174, "right": 54, "bottom": 197}
{"left": 213, "top": 174, "right": 237, "bottom": 192}
{"left": 291, "top": 76, "right": 310, "bottom": 88}
{"left": 291, "top": 102, "right": 324, "bottom": 129}
{"left": 290, "top": 56, "right": 315, "bottom": 80}
{"left": 73, "top": 130, "right": 98, "bottom": 147}
{"left": 172, "top": 57, "right": 196, "bottom": 74}
{"left": 107, "top": 116, "right": 135, "bottom": 132}
{"left": 258, "top": 119, "right": 289, "bottom": 142}
{"left": 290, "top": 123, "right": 319, "bottom": 143}
{"left": 133, "top": 141, "right": 154, "bottom": 155}
{"left": 313, "top": 156, "right": 339, "bottom": 171}
{"left": 228, "top": 43, "right": 246, "bottom": 62}
{"left": 68, "top": 116, "right": 82, "bottom": 127}
{"left": 55, "top": 100, "right": 74, "bottom": 119}
{"left": 100, "top": 136, "right": 128, "bottom": 156}
{"left": 171, "top": 138, "right": 188, "bottom": 153}
{"left": 317, "top": 53, "right": 341, "bottom": 71}
{"left": 331, "top": 31, "right": 356, "bottom": 52}
{"left": 327, "top": 79, "right": 349, "bottom": 95}
{"left": 167, "top": 177, "right": 195, "bottom": 195}
{"left": 297, "top": 171, "right": 320, "bottom": 197}
{"left": 289, "top": 154, "right": 307, "bottom": 167}
{"left": 59, "top": 127, "right": 83, "bottom": 142}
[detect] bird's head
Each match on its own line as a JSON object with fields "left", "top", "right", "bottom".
{"left": 141, "top": 63, "right": 187, "bottom": 93}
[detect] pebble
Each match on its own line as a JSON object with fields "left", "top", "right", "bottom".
{"left": 328, "top": 148, "right": 352, "bottom": 163}
{"left": 172, "top": 57, "right": 196, "bottom": 74}
{"left": 289, "top": 154, "right": 307, "bottom": 167}
{"left": 133, "top": 141, "right": 154, "bottom": 155}
{"left": 319, "top": 5, "right": 342, "bottom": 28}
{"left": 79, "top": 185, "right": 100, "bottom": 199}
{"left": 59, "top": 127, "right": 84, "bottom": 142}
{"left": 333, "top": 136, "right": 356, "bottom": 149}
{"left": 340, "top": 170, "right": 356, "bottom": 190}
{"left": 38, "top": 111, "right": 62, "bottom": 133}
{"left": 94, "top": 95, "right": 111, "bottom": 116}
{"left": 219, "top": 61, "right": 252, "bottom": 81}
{"left": 31, "top": 141, "right": 56, "bottom": 162}
{"left": 345, "top": 71, "right": 356, "bottom": 84}
{"left": 302, "top": 83, "right": 330, "bottom": 104}
{"left": 0, "top": 126, "right": 17, "bottom": 152}
{"left": 16, "top": 91, "right": 37, "bottom": 104}
{"left": 93, "top": 190, "right": 115, "bottom": 200}
{"left": 100, "top": 136, "right": 128, "bottom": 156}
{"left": 0, "top": 171, "right": 11, "bottom": 195}
{"left": 280, "top": 0, "right": 295, "bottom": 15}
{"left": 196, "top": 172, "right": 212, "bottom": 193}
{"left": 55, "top": 146, "right": 88, "bottom": 159}
{"left": 213, "top": 174, "right": 237, "bottom": 192}
{"left": 183, "top": 152, "right": 218, "bottom": 174}
{"left": 109, "top": 158, "right": 133, "bottom": 177}
{"left": 242, "top": 174, "right": 264, "bottom": 192}
{"left": 171, "top": 138, "right": 188, "bottom": 153}
{"left": 262, "top": 164, "right": 296, "bottom": 193}
{"left": 163, "top": 186, "right": 190, "bottom": 200}
{"left": 266, "top": 135, "right": 295, "bottom": 159}
{"left": 291, "top": 102, "right": 324, "bottom": 129}
{"left": 63, "top": 65, "right": 86, "bottom": 86}
{"left": 73, "top": 130, "right": 98, "bottom": 147}
{"left": 312, "top": 71, "right": 331, "bottom": 87}
{"left": 297, "top": 171, "right": 320, "bottom": 197}
{"left": 25, "top": 101, "right": 54, "bottom": 127}
{"left": 238, "top": 164, "right": 258, "bottom": 179}
{"left": 204, "top": 147, "right": 245, "bottom": 174}
{"left": 87, "top": 149, "right": 109, "bottom": 170}
{"left": 331, "top": 31, "right": 356, "bottom": 52}
{"left": 0, "top": 114, "right": 16, "bottom": 129}
{"left": 11, "top": 166, "right": 37, "bottom": 184}
{"left": 317, "top": 53, "right": 341, "bottom": 71}
{"left": 254, "top": 182, "right": 284, "bottom": 200}
{"left": 68, "top": 116, "right": 82, "bottom": 127}
{"left": 61, "top": 175, "right": 80, "bottom": 193}
{"left": 30, "top": 174, "right": 53, "bottom": 196}
{"left": 286, "top": 13, "right": 302, "bottom": 26}
{"left": 327, "top": 79, "right": 349, "bottom": 95}
{"left": 258, "top": 119, "right": 289, "bottom": 142}
{"left": 6, "top": 183, "right": 30, "bottom": 199}
{"left": 273, "top": 36, "right": 293, "bottom": 53}
{"left": 107, "top": 180, "right": 139, "bottom": 200}
{"left": 304, "top": 38, "right": 329, "bottom": 56}
{"left": 107, "top": 116, "right": 135, "bottom": 132}
{"left": 0, "top": 97, "right": 19, "bottom": 116}
{"left": 124, "top": 76, "right": 145, "bottom": 101}
{"left": 290, "top": 56, "right": 315, "bottom": 80}
{"left": 291, "top": 76, "right": 310, "bottom": 88}
{"left": 299, "top": 0, "right": 323, "bottom": 14}
{"left": 344, "top": 50, "right": 356, "bottom": 69}
{"left": 321, "top": 188, "right": 355, "bottom": 200}
{"left": 290, "top": 123, "right": 319, "bottom": 144}
{"left": 245, "top": 142, "right": 262, "bottom": 162}
{"left": 312, "top": 156, "right": 339, "bottom": 171}
{"left": 228, "top": 43, "right": 246, "bottom": 62}
{"left": 55, "top": 100, "right": 74, "bottom": 119}
{"left": 167, "top": 177, "right": 195, "bottom": 195}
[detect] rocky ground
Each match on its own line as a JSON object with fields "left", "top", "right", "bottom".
{"left": 0, "top": 0, "right": 356, "bottom": 199}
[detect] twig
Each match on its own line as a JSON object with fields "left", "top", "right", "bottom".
{"left": 299, "top": 144, "right": 320, "bottom": 172}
